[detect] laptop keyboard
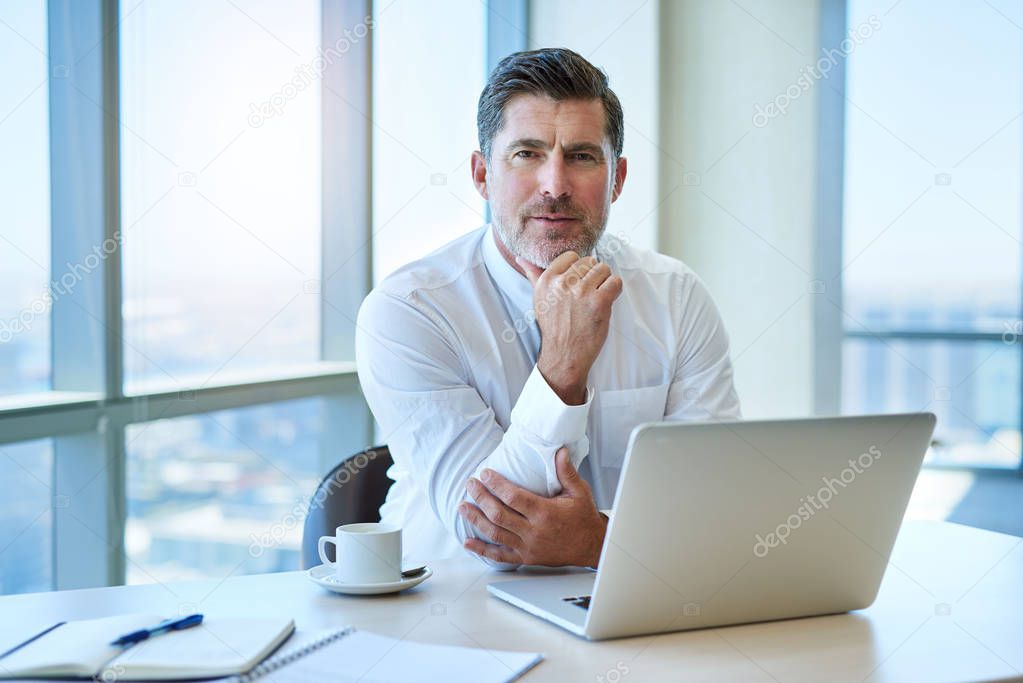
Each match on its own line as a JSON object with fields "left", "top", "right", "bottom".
{"left": 562, "top": 595, "right": 592, "bottom": 610}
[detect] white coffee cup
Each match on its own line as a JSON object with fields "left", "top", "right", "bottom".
{"left": 317, "top": 522, "right": 402, "bottom": 584}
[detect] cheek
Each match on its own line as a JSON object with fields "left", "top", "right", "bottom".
{"left": 493, "top": 176, "right": 534, "bottom": 209}
{"left": 579, "top": 181, "right": 613, "bottom": 210}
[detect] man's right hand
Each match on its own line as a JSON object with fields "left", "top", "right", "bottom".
{"left": 517, "top": 251, "right": 623, "bottom": 405}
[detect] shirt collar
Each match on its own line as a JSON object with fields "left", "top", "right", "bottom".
{"left": 481, "top": 224, "right": 535, "bottom": 315}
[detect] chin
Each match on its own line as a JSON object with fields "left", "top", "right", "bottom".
{"left": 523, "top": 240, "right": 596, "bottom": 269}
{"left": 494, "top": 217, "right": 600, "bottom": 268}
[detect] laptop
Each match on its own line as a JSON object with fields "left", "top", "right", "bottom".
{"left": 487, "top": 413, "right": 936, "bottom": 640}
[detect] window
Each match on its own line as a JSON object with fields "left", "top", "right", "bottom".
{"left": 0, "top": 0, "right": 51, "bottom": 397}
{"left": 844, "top": 339, "right": 1020, "bottom": 466}
{"left": 0, "top": 0, "right": 373, "bottom": 595}
{"left": 120, "top": 0, "right": 322, "bottom": 393}
{"left": 841, "top": 0, "right": 1022, "bottom": 468}
{"left": 0, "top": 440, "right": 54, "bottom": 595}
{"left": 126, "top": 398, "right": 326, "bottom": 584}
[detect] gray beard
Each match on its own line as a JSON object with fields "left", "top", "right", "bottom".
{"left": 492, "top": 218, "right": 603, "bottom": 268}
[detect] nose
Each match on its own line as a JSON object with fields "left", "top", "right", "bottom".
{"left": 538, "top": 155, "right": 571, "bottom": 200}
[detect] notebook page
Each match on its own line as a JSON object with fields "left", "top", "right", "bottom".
{"left": 107, "top": 617, "right": 295, "bottom": 680}
{"left": 255, "top": 630, "right": 541, "bottom": 683}
{"left": 0, "top": 614, "right": 158, "bottom": 678}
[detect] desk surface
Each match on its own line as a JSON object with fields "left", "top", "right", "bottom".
{"left": 1, "top": 520, "right": 1020, "bottom": 682}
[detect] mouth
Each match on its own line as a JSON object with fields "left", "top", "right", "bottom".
{"left": 529, "top": 214, "right": 579, "bottom": 224}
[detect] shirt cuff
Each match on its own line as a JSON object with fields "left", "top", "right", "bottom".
{"left": 511, "top": 365, "right": 593, "bottom": 445}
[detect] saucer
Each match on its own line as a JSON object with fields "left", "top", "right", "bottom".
{"left": 307, "top": 564, "right": 433, "bottom": 595}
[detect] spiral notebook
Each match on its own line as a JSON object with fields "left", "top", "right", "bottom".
{"left": 0, "top": 614, "right": 295, "bottom": 680}
{"left": 218, "top": 627, "right": 542, "bottom": 683}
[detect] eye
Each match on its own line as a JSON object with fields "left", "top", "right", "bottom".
{"left": 572, "top": 153, "right": 597, "bottom": 161}
{"left": 514, "top": 150, "right": 537, "bottom": 159}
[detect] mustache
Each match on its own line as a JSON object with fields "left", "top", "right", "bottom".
{"left": 521, "top": 197, "right": 585, "bottom": 219}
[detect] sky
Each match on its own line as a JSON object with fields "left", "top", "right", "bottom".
{"left": 843, "top": 0, "right": 1022, "bottom": 317}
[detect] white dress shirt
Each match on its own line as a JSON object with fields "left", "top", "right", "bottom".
{"left": 355, "top": 225, "right": 741, "bottom": 568}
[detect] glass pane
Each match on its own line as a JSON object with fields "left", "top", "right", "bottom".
{"left": 126, "top": 398, "right": 327, "bottom": 584}
{"left": 0, "top": 439, "right": 54, "bottom": 595}
{"left": 0, "top": 0, "right": 51, "bottom": 397}
{"left": 371, "top": 0, "right": 485, "bottom": 282}
{"left": 120, "top": 1, "right": 322, "bottom": 394}
{"left": 842, "top": 0, "right": 1022, "bottom": 334}
{"left": 843, "top": 338, "right": 1021, "bottom": 468}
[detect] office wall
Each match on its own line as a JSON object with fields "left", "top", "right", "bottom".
{"left": 658, "top": 0, "right": 827, "bottom": 419}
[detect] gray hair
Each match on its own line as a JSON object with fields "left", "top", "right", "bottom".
{"left": 476, "top": 47, "right": 624, "bottom": 162}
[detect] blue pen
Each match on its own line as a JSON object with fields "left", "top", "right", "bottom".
{"left": 110, "top": 614, "right": 203, "bottom": 647}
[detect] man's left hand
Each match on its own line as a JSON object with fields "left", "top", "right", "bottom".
{"left": 459, "top": 447, "right": 608, "bottom": 567}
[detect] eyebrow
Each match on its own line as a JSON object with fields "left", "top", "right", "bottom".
{"left": 505, "top": 138, "right": 606, "bottom": 157}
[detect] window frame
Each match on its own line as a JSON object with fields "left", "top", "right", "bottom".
{"left": 815, "top": 0, "right": 1023, "bottom": 474}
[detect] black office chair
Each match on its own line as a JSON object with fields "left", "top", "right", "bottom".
{"left": 300, "top": 445, "right": 394, "bottom": 569}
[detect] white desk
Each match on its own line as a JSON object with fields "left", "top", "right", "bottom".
{"left": 1, "top": 521, "right": 1020, "bottom": 682}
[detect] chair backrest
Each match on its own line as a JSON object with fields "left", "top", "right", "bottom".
{"left": 300, "top": 445, "right": 394, "bottom": 569}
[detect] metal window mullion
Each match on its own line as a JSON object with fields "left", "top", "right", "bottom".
{"left": 320, "top": 0, "right": 372, "bottom": 364}
{"left": 103, "top": 0, "right": 124, "bottom": 404}
{"left": 0, "top": 367, "right": 360, "bottom": 446}
{"left": 318, "top": 0, "right": 374, "bottom": 469}
{"left": 102, "top": 0, "right": 126, "bottom": 585}
{"left": 47, "top": 0, "right": 123, "bottom": 589}
{"left": 843, "top": 330, "right": 1013, "bottom": 343}
{"left": 813, "top": 0, "right": 847, "bottom": 417}
{"left": 486, "top": 0, "right": 528, "bottom": 72}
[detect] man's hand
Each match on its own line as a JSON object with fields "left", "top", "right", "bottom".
{"left": 518, "top": 251, "right": 623, "bottom": 406}
{"left": 459, "top": 447, "right": 608, "bottom": 567}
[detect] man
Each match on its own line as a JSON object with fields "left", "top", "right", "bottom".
{"left": 356, "top": 48, "right": 740, "bottom": 570}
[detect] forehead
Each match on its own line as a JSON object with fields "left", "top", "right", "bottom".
{"left": 496, "top": 94, "right": 608, "bottom": 146}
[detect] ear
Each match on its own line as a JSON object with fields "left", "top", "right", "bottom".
{"left": 611, "top": 156, "right": 627, "bottom": 203}
{"left": 471, "top": 150, "right": 489, "bottom": 201}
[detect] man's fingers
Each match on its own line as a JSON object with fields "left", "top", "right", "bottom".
{"left": 480, "top": 469, "right": 542, "bottom": 516}
{"left": 543, "top": 250, "right": 581, "bottom": 278}
{"left": 597, "top": 274, "right": 624, "bottom": 301}
{"left": 579, "top": 261, "right": 612, "bottom": 290}
{"left": 555, "top": 447, "right": 586, "bottom": 494}
{"left": 563, "top": 256, "right": 598, "bottom": 287}
{"left": 515, "top": 257, "right": 544, "bottom": 287}
{"left": 466, "top": 478, "right": 528, "bottom": 533}
{"left": 464, "top": 537, "right": 522, "bottom": 565}
{"left": 458, "top": 502, "right": 522, "bottom": 549}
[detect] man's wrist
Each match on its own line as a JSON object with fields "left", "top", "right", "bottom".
{"left": 587, "top": 512, "right": 609, "bottom": 568}
{"left": 537, "top": 356, "right": 588, "bottom": 406}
